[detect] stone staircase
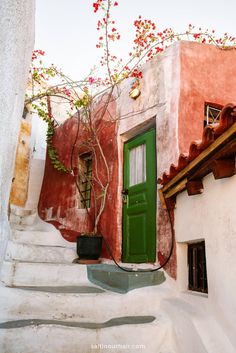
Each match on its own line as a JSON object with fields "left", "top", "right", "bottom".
{"left": 1, "top": 210, "right": 234, "bottom": 353}
{"left": 0, "top": 212, "right": 177, "bottom": 353}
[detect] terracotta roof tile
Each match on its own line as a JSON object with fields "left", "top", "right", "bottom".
{"left": 158, "top": 103, "right": 236, "bottom": 185}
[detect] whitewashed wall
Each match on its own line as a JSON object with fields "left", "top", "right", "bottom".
{"left": 25, "top": 113, "right": 47, "bottom": 211}
{"left": 175, "top": 172, "right": 236, "bottom": 347}
{"left": 118, "top": 42, "right": 181, "bottom": 174}
{"left": 0, "top": 0, "right": 35, "bottom": 262}
{"left": 116, "top": 42, "right": 181, "bottom": 256}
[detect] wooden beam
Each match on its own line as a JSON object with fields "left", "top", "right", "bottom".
{"left": 189, "top": 138, "right": 236, "bottom": 181}
{"left": 163, "top": 122, "right": 236, "bottom": 194}
{"left": 211, "top": 158, "right": 236, "bottom": 179}
{"left": 158, "top": 188, "right": 176, "bottom": 209}
{"left": 158, "top": 188, "right": 167, "bottom": 209}
{"left": 164, "top": 178, "right": 187, "bottom": 199}
{"left": 186, "top": 180, "right": 204, "bottom": 196}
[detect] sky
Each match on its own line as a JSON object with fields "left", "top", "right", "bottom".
{"left": 35, "top": 0, "right": 236, "bottom": 80}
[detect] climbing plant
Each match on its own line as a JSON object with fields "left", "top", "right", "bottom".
{"left": 31, "top": 103, "right": 70, "bottom": 173}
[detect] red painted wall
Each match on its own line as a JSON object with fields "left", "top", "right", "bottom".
{"left": 179, "top": 42, "right": 236, "bottom": 154}
{"left": 39, "top": 117, "right": 91, "bottom": 240}
{"left": 39, "top": 99, "right": 120, "bottom": 259}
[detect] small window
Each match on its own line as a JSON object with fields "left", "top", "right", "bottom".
{"left": 129, "top": 144, "right": 146, "bottom": 186}
{"left": 188, "top": 241, "right": 208, "bottom": 293}
{"left": 77, "top": 153, "right": 92, "bottom": 208}
{"left": 204, "top": 103, "right": 222, "bottom": 127}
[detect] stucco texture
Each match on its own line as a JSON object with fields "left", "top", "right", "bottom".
{"left": 39, "top": 103, "right": 120, "bottom": 259}
{"left": 0, "top": 0, "right": 35, "bottom": 261}
{"left": 175, "top": 172, "right": 236, "bottom": 348}
{"left": 178, "top": 41, "right": 236, "bottom": 154}
{"left": 9, "top": 120, "right": 31, "bottom": 207}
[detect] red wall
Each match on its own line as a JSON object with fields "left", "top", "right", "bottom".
{"left": 179, "top": 42, "right": 236, "bottom": 154}
{"left": 39, "top": 100, "right": 120, "bottom": 259}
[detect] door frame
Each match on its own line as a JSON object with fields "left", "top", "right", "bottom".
{"left": 121, "top": 127, "right": 157, "bottom": 263}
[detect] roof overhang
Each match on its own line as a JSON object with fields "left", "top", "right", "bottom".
{"left": 159, "top": 104, "right": 236, "bottom": 207}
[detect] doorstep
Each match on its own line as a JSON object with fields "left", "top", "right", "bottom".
{"left": 87, "top": 264, "right": 165, "bottom": 294}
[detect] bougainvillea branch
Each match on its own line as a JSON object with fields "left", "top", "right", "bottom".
{"left": 25, "top": 0, "right": 236, "bottom": 234}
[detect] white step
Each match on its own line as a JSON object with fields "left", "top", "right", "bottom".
{"left": 5, "top": 240, "right": 76, "bottom": 264}
{"left": 1, "top": 261, "right": 89, "bottom": 287}
{"left": 10, "top": 229, "right": 74, "bottom": 247}
{"left": 162, "top": 296, "right": 236, "bottom": 353}
{"left": 193, "top": 316, "right": 236, "bottom": 353}
{"left": 10, "top": 212, "right": 37, "bottom": 227}
{"left": 0, "top": 312, "right": 177, "bottom": 353}
{"left": 0, "top": 285, "right": 169, "bottom": 324}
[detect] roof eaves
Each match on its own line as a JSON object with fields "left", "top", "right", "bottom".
{"left": 159, "top": 104, "right": 236, "bottom": 200}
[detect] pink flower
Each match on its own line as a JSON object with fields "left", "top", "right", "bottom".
{"left": 93, "top": 2, "right": 99, "bottom": 12}
{"left": 89, "top": 77, "right": 95, "bottom": 84}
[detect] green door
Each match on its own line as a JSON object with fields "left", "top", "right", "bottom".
{"left": 122, "top": 129, "right": 156, "bottom": 263}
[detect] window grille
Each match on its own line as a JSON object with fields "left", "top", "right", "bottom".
{"left": 77, "top": 153, "right": 92, "bottom": 208}
{"left": 204, "top": 104, "right": 222, "bottom": 127}
{"left": 188, "top": 241, "right": 208, "bottom": 293}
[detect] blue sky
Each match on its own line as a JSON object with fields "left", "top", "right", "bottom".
{"left": 35, "top": 0, "right": 236, "bottom": 80}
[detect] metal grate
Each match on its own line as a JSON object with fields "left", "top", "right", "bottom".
{"left": 78, "top": 153, "right": 92, "bottom": 209}
{"left": 188, "top": 241, "right": 208, "bottom": 293}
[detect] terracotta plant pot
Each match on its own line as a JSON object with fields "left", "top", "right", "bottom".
{"left": 76, "top": 235, "right": 103, "bottom": 260}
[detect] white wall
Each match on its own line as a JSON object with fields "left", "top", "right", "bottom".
{"left": 25, "top": 113, "right": 47, "bottom": 211}
{"left": 118, "top": 42, "right": 181, "bottom": 175}
{"left": 0, "top": 0, "right": 35, "bottom": 262}
{"left": 116, "top": 43, "right": 181, "bottom": 256}
{"left": 175, "top": 172, "right": 236, "bottom": 346}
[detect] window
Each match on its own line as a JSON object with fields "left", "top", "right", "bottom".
{"left": 188, "top": 241, "right": 208, "bottom": 293}
{"left": 129, "top": 144, "right": 146, "bottom": 186}
{"left": 77, "top": 153, "right": 92, "bottom": 208}
{"left": 204, "top": 103, "right": 222, "bottom": 127}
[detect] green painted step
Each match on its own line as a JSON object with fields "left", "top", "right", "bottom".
{"left": 0, "top": 316, "right": 156, "bottom": 329}
{"left": 87, "top": 264, "right": 165, "bottom": 293}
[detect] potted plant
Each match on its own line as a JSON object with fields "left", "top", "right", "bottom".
{"left": 76, "top": 232, "right": 103, "bottom": 260}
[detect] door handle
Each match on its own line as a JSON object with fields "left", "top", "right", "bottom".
{"left": 122, "top": 189, "right": 128, "bottom": 204}
{"left": 122, "top": 189, "right": 129, "bottom": 195}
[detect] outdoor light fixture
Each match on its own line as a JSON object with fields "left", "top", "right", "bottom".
{"left": 129, "top": 79, "right": 141, "bottom": 99}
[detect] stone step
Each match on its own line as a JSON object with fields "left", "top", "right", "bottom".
{"left": 162, "top": 296, "right": 236, "bottom": 353}
{"left": 87, "top": 264, "right": 165, "bottom": 293}
{"left": 10, "top": 212, "right": 37, "bottom": 227}
{"left": 0, "top": 284, "right": 170, "bottom": 324}
{"left": 5, "top": 240, "right": 77, "bottom": 264}
{"left": 1, "top": 261, "right": 89, "bottom": 287}
{"left": 0, "top": 312, "right": 176, "bottom": 353}
{"left": 10, "top": 228, "right": 74, "bottom": 247}
{"left": 10, "top": 206, "right": 36, "bottom": 218}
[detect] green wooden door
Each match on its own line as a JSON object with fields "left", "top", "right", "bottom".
{"left": 122, "top": 129, "right": 156, "bottom": 263}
